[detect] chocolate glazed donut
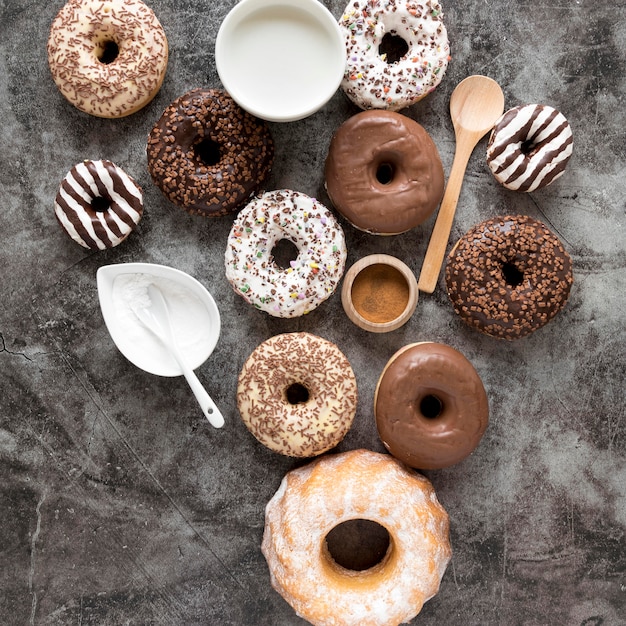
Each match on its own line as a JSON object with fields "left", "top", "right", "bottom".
{"left": 324, "top": 110, "right": 444, "bottom": 235}
{"left": 374, "top": 342, "right": 489, "bottom": 469}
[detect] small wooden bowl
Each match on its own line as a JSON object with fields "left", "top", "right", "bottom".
{"left": 341, "top": 254, "right": 418, "bottom": 333}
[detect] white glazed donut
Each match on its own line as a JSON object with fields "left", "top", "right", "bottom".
{"left": 486, "top": 104, "right": 574, "bottom": 192}
{"left": 262, "top": 449, "right": 452, "bottom": 626}
{"left": 339, "top": 0, "right": 450, "bottom": 111}
{"left": 47, "top": 0, "right": 168, "bottom": 118}
{"left": 237, "top": 332, "right": 357, "bottom": 457}
{"left": 55, "top": 159, "right": 143, "bottom": 250}
{"left": 225, "top": 190, "right": 347, "bottom": 318}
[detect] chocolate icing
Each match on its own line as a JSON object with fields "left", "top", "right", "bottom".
{"left": 445, "top": 215, "right": 574, "bottom": 339}
{"left": 324, "top": 110, "right": 444, "bottom": 234}
{"left": 375, "top": 342, "right": 489, "bottom": 469}
{"left": 147, "top": 88, "right": 274, "bottom": 217}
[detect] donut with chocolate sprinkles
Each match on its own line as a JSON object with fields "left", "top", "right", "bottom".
{"left": 445, "top": 215, "right": 573, "bottom": 340}
{"left": 147, "top": 88, "right": 274, "bottom": 217}
{"left": 47, "top": 0, "right": 168, "bottom": 118}
{"left": 237, "top": 332, "right": 357, "bottom": 457}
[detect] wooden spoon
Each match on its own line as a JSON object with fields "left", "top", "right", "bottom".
{"left": 417, "top": 75, "right": 505, "bottom": 293}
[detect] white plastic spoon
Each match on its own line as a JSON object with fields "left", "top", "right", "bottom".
{"left": 135, "top": 284, "right": 225, "bottom": 429}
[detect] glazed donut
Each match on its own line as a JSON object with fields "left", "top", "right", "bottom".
{"left": 225, "top": 190, "right": 347, "bottom": 317}
{"left": 375, "top": 342, "right": 489, "bottom": 469}
{"left": 147, "top": 88, "right": 274, "bottom": 217}
{"left": 262, "top": 449, "right": 451, "bottom": 625}
{"left": 237, "top": 333, "right": 357, "bottom": 457}
{"left": 325, "top": 110, "right": 444, "bottom": 234}
{"left": 339, "top": 0, "right": 450, "bottom": 111}
{"left": 54, "top": 159, "right": 143, "bottom": 250}
{"left": 486, "top": 104, "right": 573, "bottom": 192}
{"left": 445, "top": 215, "right": 574, "bottom": 340}
{"left": 47, "top": 0, "right": 168, "bottom": 118}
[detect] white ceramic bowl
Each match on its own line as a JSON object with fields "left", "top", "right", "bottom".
{"left": 215, "top": 0, "right": 346, "bottom": 122}
{"left": 97, "top": 263, "right": 221, "bottom": 377}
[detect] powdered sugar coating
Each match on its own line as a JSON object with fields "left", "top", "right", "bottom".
{"left": 262, "top": 449, "right": 451, "bottom": 626}
{"left": 47, "top": 0, "right": 168, "bottom": 118}
{"left": 237, "top": 333, "right": 357, "bottom": 457}
{"left": 486, "top": 104, "right": 573, "bottom": 192}
{"left": 340, "top": 0, "right": 450, "bottom": 111}
{"left": 225, "top": 190, "right": 347, "bottom": 318}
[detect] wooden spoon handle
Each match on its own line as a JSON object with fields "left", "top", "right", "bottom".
{"left": 417, "top": 139, "right": 476, "bottom": 294}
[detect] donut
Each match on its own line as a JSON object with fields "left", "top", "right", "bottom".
{"left": 225, "top": 190, "right": 347, "bottom": 317}
{"left": 147, "top": 88, "right": 274, "bottom": 217}
{"left": 375, "top": 342, "right": 489, "bottom": 469}
{"left": 47, "top": 0, "right": 168, "bottom": 118}
{"left": 339, "top": 0, "right": 450, "bottom": 111}
{"left": 54, "top": 159, "right": 143, "bottom": 250}
{"left": 445, "top": 215, "right": 574, "bottom": 340}
{"left": 237, "top": 333, "right": 357, "bottom": 457}
{"left": 486, "top": 104, "right": 573, "bottom": 192}
{"left": 262, "top": 449, "right": 451, "bottom": 625}
{"left": 325, "top": 110, "right": 444, "bottom": 234}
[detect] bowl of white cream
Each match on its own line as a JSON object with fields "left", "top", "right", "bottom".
{"left": 97, "top": 263, "right": 221, "bottom": 377}
{"left": 215, "top": 0, "right": 346, "bottom": 122}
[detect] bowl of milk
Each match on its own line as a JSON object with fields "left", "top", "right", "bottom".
{"left": 215, "top": 0, "right": 346, "bottom": 122}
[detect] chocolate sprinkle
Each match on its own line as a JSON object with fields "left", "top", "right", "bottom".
{"left": 237, "top": 333, "right": 358, "bottom": 457}
{"left": 445, "top": 215, "right": 574, "bottom": 340}
{"left": 146, "top": 88, "right": 274, "bottom": 217}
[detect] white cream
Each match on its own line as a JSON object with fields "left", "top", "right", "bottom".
{"left": 111, "top": 273, "right": 214, "bottom": 373}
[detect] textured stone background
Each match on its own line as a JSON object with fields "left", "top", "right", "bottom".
{"left": 1, "top": 0, "right": 625, "bottom": 624}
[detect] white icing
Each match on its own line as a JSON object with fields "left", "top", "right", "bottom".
{"left": 339, "top": 0, "right": 450, "bottom": 111}
{"left": 111, "top": 273, "right": 214, "bottom": 371}
{"left": 224, "top": 190, "right": 347, "bottom": 318}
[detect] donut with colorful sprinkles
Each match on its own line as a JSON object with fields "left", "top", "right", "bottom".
{"left": 339, "top": 0, "right": 450, "bottom": 111}
{"left": 224, "top": 190, "right": 347, "bottom": 318}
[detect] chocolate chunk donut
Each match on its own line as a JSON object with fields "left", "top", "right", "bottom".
{"left": 445, "top": 215, "right": 574, "bottom": 340}
{"left": 147, "top": 88, "right": 274, "bottom": 217}
{"left": 325, "top": 110, "right": 444, "bottom": 234}
{"left": 374, "top": 342, "right": 489, "bottom": 470}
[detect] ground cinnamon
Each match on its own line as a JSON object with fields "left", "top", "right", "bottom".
{"left": 350, "top": 263, "right": 410, "bottom": 324}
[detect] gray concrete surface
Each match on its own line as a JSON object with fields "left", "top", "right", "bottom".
{"left": 1, "top": 0, "right": 625, "bottom": 624}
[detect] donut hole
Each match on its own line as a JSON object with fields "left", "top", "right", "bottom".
{"left": 285, "top": 382, "right": 309, "bottom": 405}
{"left": 324, "top": 519, "right": 391, "bottom": 572}
{"left": 520, "top": 139, "right": 536, "bottom": 155}
{"left": 375, "top": 162, "right": 395, "bottom": 185}
{"left": 501, "top": 261, "right": 524, "bottom": 287}
{"left": 271, "top": 238, "right": 300, "bottom": 270}
{"left": 378, "top": 32, "right": 409, "bottom": 64}
{"left": 193, "top": 138, "right": 222, "bottom": 167}
{"left": 420, "top": 394, "right": 443, "bottom": 419}
{"left": 97, "top": 40, "right": 120, "bottom": 65}
{"left": 91, "top": 196, "right": 111, "bottom": 213}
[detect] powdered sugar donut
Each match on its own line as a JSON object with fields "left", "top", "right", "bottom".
{"left": 340, "top": 0, "right": 450, "bottom": 111}
{"left": 486, "top": 104, "right": 573, "bottom": 192}
{"left": 225, "top": 190, "right": 347, "bottom": 318}
{"left": 262, "top": 449, "right": 451, "bottom": 626}
{"left": 54, "top": 159, "right": 143, "bottom": 250}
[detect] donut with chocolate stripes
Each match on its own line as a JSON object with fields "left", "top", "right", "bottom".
{"left": 486, "top": 104, "right": 573, "bottom": 192}
{"left": 54, "top": 159, "right": 143, "bottom": 250}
